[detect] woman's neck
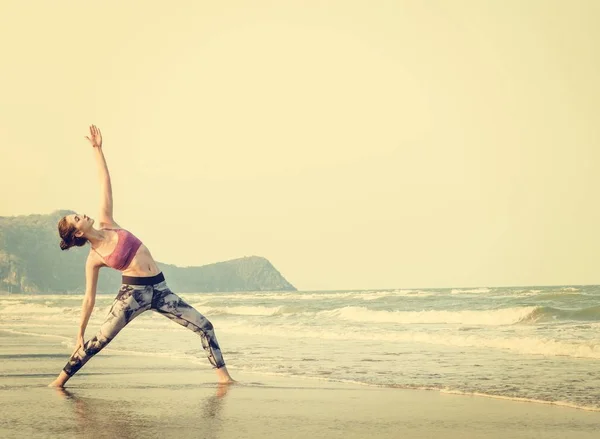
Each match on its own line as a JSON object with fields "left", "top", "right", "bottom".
{"left": 85, "top": 228, "right": 110, "bottom": 249}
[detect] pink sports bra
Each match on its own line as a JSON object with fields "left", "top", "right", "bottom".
{"left": 93, "top": 228, "right": 143, "bottom": 271}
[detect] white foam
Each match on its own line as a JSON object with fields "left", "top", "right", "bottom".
{"left": 0, "top": 303, "right": 69, "bottom": 315}
{"left": 221, "top": 321, "right": 600, "bottom": 359}
{"left": 439, "top": 389, "right": 600, "bottom": 412}
{"left": 0, "top": 328, "right": 71, "bottom": 342}
{"left": 359, "top": 290, "right": 435, "bottom": 301}
{"left": 184, "top": 290, "right": 435, "bottom": 303}
{"left": 197, "top": 305, "right": 284, "bottom": 316}
{"left": 450, "top": 287, "right": 491, "bottom": 295}
{"left": 0, "top": 299, "right": 25, "bottom": 307}
{"left": 316, "top": 306, "right": 536, "bottom": 326}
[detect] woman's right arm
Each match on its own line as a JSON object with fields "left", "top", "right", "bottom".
{"left": 85, "top": 125, "right": 118, "bottom": 229}
{"left": 73, "top": 255, "right": 102, "bottom": 353}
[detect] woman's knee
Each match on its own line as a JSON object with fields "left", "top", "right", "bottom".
{"left": 201, "top": 318, "right": 214, "bottom": 332}
{"left": 185, "top": 308, "right": 215, "bottom": 332}
{"left": 84, "top": 333, "right": 112, "bottom": 355}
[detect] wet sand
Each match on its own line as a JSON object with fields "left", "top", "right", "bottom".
{"left": 1, "top": 333, "right": 600, "bottom": 439}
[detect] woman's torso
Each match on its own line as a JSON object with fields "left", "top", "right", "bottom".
{"left": 92, "top": 228, "right": 160, "bottom": 276}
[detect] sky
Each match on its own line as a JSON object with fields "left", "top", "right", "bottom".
{"left": 0, "top": 0, "right": 598, "bottom": 290}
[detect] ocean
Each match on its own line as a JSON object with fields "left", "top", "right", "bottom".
{"left": 2, "top": 285, "right": 600, "bottom": 411}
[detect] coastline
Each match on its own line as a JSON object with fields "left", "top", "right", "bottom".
{"left": 1, "top": 332, "right": 600, "bottom": 439}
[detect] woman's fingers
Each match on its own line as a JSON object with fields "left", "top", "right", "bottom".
{"left": 89, "top": 125, "right": 101, "bottom": 139}
{"left": 85, "top": 125, "right": 102, "bottom": 147}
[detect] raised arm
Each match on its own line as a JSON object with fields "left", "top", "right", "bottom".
{"left": 85, "top": 125, "right": 117, "bottom": 228}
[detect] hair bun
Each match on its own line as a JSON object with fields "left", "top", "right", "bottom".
{"left": 59, "top": 240, "right": 69, "bottom": 251}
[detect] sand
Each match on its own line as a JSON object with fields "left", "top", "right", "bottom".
{"left": 1, "top": 332, "right": 600, "bottom": 439}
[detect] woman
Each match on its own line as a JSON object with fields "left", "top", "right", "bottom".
{"left": 49, "top": 125, "right": 234, "bottom": 388}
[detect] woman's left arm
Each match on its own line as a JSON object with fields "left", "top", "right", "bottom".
{"left": 85, "top": 125, "right": 117, "bottom": 228}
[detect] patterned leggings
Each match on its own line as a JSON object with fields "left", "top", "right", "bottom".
{"left": 63, "top": 273, "right": 226, "bottom": 377}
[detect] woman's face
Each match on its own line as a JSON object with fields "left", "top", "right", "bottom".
{"left": 66, "top": 213, "right": 95, "bottom": 237}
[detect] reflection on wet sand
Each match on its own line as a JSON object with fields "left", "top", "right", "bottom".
{"left": 52, "top": 385, "right": 231, "bottom": 439}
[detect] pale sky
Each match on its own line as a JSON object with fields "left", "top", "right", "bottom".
{"left": 1, "top": 1, "right": 598, "bottom": 290}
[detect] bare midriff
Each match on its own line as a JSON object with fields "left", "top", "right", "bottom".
{"left": 120, "top": 244, "right": 161, "bottom": 277}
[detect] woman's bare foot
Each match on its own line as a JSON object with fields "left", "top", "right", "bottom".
{"left": 48, "top": 371, "right": 69, "bottom": 388}
{"left": 215, "top": 366, "right": 236, "bottom": 384}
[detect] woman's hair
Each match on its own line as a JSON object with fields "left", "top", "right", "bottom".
{"left": 58, "top": 216, "right": 88, "bottom": 251}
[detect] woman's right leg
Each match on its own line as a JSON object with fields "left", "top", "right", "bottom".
{"left": 51, "top": 284, "right": 152, "bottom": 387}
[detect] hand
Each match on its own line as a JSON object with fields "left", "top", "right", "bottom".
{"left": 72, "top": 333, "right": 85, "bottom": 355}
{"left": 85, "top": 125, "right": 103, "bottom": 148}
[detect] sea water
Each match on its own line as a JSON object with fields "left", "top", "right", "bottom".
{"left": 2, "top": 285, "right": 600, "bottom": 410}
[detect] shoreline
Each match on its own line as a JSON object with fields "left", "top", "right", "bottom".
{"left": 2, "top": 340, "right": 600, "bottom": 439}
{"left": 2, "top": 326, "right": 599, "bottom": 413}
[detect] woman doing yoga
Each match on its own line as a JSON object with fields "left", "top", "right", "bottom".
{"left": 48, "top": 125, "right": 234, "bottom": 388}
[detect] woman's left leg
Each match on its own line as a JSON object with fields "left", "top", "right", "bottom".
{"left": 151, "top": 284, "right": 234, "bottom": 383}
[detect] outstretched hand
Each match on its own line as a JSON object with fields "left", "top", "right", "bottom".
{"left": 72, "top": 333, "right": 85, "bottom": 356}
{"left": 85, "top": 125, "right": 103, "bottom": 148}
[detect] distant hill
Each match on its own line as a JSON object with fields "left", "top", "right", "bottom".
{"left": 0, "top": 210, "right": 296, "bottom": 293}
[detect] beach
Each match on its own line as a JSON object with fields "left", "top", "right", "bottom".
{"left": 2, "top": 331, "right": 600, "bottom": 439}
{"left": 2, "top": 0, "right": 598, "bottom": 435}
